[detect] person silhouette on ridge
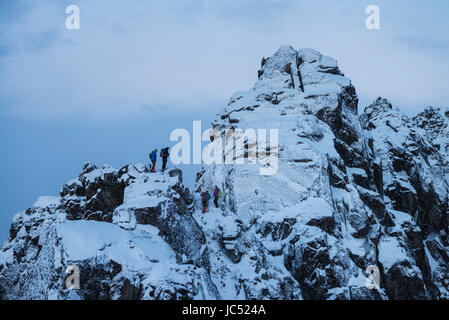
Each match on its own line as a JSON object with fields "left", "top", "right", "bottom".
{"left": 149, "top": 149, "right": 157, "bottom": 172}
{"left": 160, "top": 147, "right": 170, "bottom": 172}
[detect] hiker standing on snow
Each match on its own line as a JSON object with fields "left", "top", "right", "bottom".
{"left": 150, "top": 149, "right": 158, "bottom": 172}
{"left": 202, "top": 191, "right": 211, "bottom": 213}
{"left": 213, "top": 186, "right": 221, "bottom": 208}
{"left": 160, "top": 147, "right": 170, "bottom": 171}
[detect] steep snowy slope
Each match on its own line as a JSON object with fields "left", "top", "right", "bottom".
{"left": 1, "top": 46, "right": 448, "bottom": 300}
{"left": 361, "top": 99, "right": 449, "bottom": 298}
{"left": 196, "top": 46, "right": 449, "bottom": 299}
{"left": 196, "top": 46, "right": 390, "bottom": 299}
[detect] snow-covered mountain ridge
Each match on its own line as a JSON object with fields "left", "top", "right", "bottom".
{"left": 1, "top": 46, "right": 448, "bottom": 300}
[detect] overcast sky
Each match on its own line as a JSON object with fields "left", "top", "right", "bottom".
{"left": 1, "top": 0, "right": 448, "bottom": 241}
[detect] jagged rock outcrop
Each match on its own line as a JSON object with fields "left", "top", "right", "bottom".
{"left": 60, "top": 162, "right": 126, "bottom": 222}
{"left": 197, "top": 46, "right": 388, "bottom": 300}
{"left": 1, "top": 46, "right": 448, "bottom": 300}
{"left": 196, "top": 46, "right": 449, "bottom": 300}
{"left": 0, "top": 164, "right": 219, "bottom": 300}
{"left": 361, "top": 99, "right": 449, "bottom": 298}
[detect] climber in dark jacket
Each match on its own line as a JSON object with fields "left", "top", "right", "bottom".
{"left": 160, "top": 147, "right": 170, "bottom": 171}
{"left": 149, "top": 149, "right": 157, "bottom": 172}
{"left": 213, "top": 186, "right": 221, "bottom": 208}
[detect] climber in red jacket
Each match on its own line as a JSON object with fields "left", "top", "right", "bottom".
{"left": 201, "top": 191, "right": 211, "bottom": 213}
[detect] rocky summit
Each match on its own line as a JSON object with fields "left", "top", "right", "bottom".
{"left": 1, "top": 46, "right": 448, "bottom": 300}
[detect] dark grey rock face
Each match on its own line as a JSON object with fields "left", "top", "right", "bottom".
{"left": 361, "top": 98, "right": 449, "bottom": 299}
{"left": 61, "top": 163, "right": 126, "bottom": 222}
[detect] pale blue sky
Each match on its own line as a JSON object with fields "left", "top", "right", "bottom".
{"left": 1, "top": 0, "right": 448, "bottom": 242}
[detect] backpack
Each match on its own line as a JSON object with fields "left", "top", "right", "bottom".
{"left": 161, "top": 148, "right": 169, "bottom": 158}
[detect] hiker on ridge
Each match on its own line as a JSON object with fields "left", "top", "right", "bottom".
{"left": 213, "top": 186, "right": 221, "bottom": 208}
{"left": 160, "top": 147, "right": 170, "bottom": 171}
{"left": 150, "top": 149, "right": 157, "bottom": 172}
{"left": 202, "top": 191, "right": 211, "bottom": 213}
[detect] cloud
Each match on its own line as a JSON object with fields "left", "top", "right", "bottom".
{"left": 396, "top": 35, "right": 449, "bottom": 55}
{"left": 0, "top": 0, "right": 30, "bottom": 26}
{"left": 0, "top": 45, "right": 10, "bottom": 57}
{"left": 210, "top": 0, "right": 299, "bottom": 22}
{"left": 24, "top": 29, "right": 62, "bottom": 51}
{"left": 0, "top": 0, "right": 448, "bottom": 120}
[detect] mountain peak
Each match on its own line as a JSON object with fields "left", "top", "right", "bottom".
{"left": 1, "top": 48, "right": 449, "bottom": 300}
{"left": 366, "top": 97, "right": 393, "bottom": 111}
{"left": 256, "top": 46, "right": 346, "bottom": 93}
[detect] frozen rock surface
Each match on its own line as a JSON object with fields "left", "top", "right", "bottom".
{"left": 1, "top": 46, "right": 448, "bottom": 300}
